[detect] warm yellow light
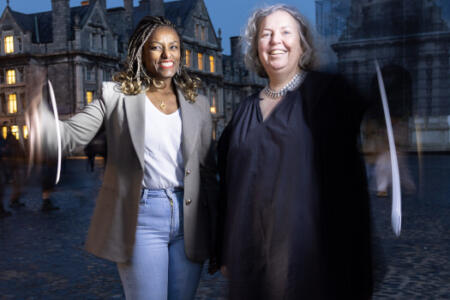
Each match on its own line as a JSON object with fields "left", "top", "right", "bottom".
{"left": 11, "top": 125, "right": 19, "bottom": 140}
{"left": 2, "top": 126, "right": 7, "bottom": 139}
{"left": 5, "top": 36, "right": 14, "bottom": 53}
{"left": 210, "top": 106, "right": 216, "bottom": 114}
{"left": 198, "top": 53, "right": 203, "bottom": 70}
{"left": 6, "top": 69, "right": 16, "bottom": 84}
{"left": 209, "top": 56, "right": 215, "bottom": 73}
{"left": 86, "top": 91, "right": 93, "bottom": 104}
{"left": 185, "top": 50, "right": 191, "bottom": 67}
{"left": 22, "top": 125, "right": 28, "bottom": 139}
{"left": 8, "top": 93, "right": 17, "bottom": 114}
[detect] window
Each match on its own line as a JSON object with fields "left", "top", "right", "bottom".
{"left": 22, "top": 125, "right": 28, "bottom": 139}
{"left": 185, "top": 50, "right": 191, "bottom": 67}
{"left": 86, "top": 91, "right": 93, "bottom": 104}
{"left": 8, "top": 93, "right": 17, "bottom": 114}
{"left": 102, "top": 35, "right": 106, "bottom": 50}
{"left": 86, "top": 67, "right": 95, "bottom": 81}
{"left": 201, "top": 26, "right": 206, "bottom": 41}
{"left": 197, "top": 53, "right": 203, "bottom": 70}
{"left": 195, "top": 24, "right": 200, "bottom": 39}
{"left": 4, "top": 36, "right": 14, "bottom": 54}
{"left": 2, "top": 126, "right": 7, "bottom": 139}
{"left": 11, "top": 125, "right": 19, "bottom": 140}
{"left": 210, "top": 92, "right": 217, "bottom": 114}
{"left": 209, "top": 56, "right": 215, "bottom": 73}
{"left": 17, "top": 37, "right": 22, "bottom": 52}
{"left": 6, "top": 69, "right": 15, "bottom": 84}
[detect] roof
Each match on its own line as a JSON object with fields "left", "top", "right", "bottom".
{"left": 7, "top": 4, "right": 91, "bottom": 43}
{"left": 4, "top": 0, "right": 199, "bottom": 44}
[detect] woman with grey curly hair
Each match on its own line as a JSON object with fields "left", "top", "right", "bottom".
{"left": 217, "top": 4, "right": 373, "bottom": 299}
{"left": 27, "top": 16, "right": 218, "bottom": 300}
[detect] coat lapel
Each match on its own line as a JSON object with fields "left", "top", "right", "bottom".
{"left": 124, "top": 92, "right": 146, "bottom": 170}
{"left": 178, "top": 89, "right": 201, "bottom": 165}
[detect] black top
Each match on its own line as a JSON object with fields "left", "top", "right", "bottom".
{"left": 218, "top": 71, "right": 373, "bottom": 300}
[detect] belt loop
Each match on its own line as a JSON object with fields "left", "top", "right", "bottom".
{"left": 164, "top": 188, "right": 172, "bottom": 199}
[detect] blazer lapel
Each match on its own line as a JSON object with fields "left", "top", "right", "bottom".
{"left": 178, "top": 88, "right": 201, "bottom": 165}
{"left": 124, "top": 92, "right": 146, "bottom": 170}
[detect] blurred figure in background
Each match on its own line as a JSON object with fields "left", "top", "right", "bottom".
{"left": 0, "top": 123, "right": 26, "bottom": 210}
{"left": 84, "top": 129, "right": 107, "bottom": 172}
{"left": 363, "top": 65, "right": 416, "bottom": 197}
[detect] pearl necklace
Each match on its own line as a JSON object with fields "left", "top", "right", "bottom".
{"left": 263, "top": 72, "right": 307, "bottom": 99}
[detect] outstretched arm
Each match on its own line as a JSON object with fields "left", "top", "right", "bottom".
{"left": 26, "top": 65, "right": 106, "bottom": 164}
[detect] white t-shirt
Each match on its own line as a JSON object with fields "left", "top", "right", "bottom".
{"left": 142, "top": 96, "right": 184, "bottom": 189}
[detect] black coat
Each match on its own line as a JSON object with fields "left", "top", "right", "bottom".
{"left": 217, "top": 71, "right": 373, "bottom": 300}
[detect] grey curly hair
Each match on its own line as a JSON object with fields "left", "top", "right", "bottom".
{"left": 243, "top": 4, "right": 317, "bottom": 78}
{"left": 113, "top": 16, "right": 200, "bottom": 101}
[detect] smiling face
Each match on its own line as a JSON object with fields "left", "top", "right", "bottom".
{"left": 143, "top": 26, "right": 181, "bottom": 83}
{"left": 257, "top": 10, "right": 302, "bottom": 79}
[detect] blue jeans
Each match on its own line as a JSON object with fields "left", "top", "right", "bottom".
{"left": 117, "top": 188, "right": 202, "bottom": 300}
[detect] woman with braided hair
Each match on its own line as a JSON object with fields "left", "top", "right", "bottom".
{"left": 27, "top": 16, "right": 218, "bottom": 300}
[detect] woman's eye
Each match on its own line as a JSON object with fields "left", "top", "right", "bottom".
{"left": 150, "top": 45, "right": 161, "bottom": 51}
{"left": 170, "top": 45, "right": 178, "bottom": 50}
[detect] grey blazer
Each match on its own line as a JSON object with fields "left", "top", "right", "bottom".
{"left": 40, "top": 82, "right": 219, "bottom": 263}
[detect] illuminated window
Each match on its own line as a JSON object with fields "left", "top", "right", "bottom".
{"left": 8, "top": 93, "right": 17, "bottom": 114}
{"left": 2, "top": 126, "right": 7, "bottom": 139}
{"left": 22, "top": 125, "right": 28, "bottom": 139}
{"left": 4, "top": 36, "right": 14, "bottom": 54}
{"left": 11, "top": 125, "right": 19, "bottom": 140}
{"left": 210, "top": 93, "right": 217, "bottom": 114}
{"left": 198, "top": 53, "right": 203, "bottom": 70}
{"left": 86, "top": 91, "right": 93, "bottom": 104}
{"left": 6, "top": 69, "right": 16, "bottom": 84}
{"left": 185, "top": 50, "right": 191, "bottom": 67}
{"left": 209, "top": 56, "right": 215, "bottom": 73}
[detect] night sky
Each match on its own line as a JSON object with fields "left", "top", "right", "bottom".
{"left": 0, "top": 0, "right": 316, "bottom": 54}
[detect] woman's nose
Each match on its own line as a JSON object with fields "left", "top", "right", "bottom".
{"left": 161, "top": 47, "right": 169, "bottom": 58}
{"left": 270, "top": 31, "right": 281, "bottom": 44}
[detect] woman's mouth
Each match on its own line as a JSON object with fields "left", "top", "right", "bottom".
{"left": 269, "top": 49, "right": 286, "bottom": 55}
{"left": 159, "top": 61, "right": 174, "bottom": 68}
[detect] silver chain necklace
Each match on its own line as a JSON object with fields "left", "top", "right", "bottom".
{"left": 263, "top": 72, "right": 307, "bottom": 99}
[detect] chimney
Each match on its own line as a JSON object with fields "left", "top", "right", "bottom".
{"left": 124, "top": 0, "right": 134, "bottom": 34}
{"left": 139, "top": 0, "right": 164, "bottom": 17}
{"left": 98, "top": 0, "right": 106, "bottom": 9}
{"left": 51, "top": 0, "right": 70, "bottom": 50}
{"left": 149, "top": 0, "right": 164, "bottom": 17}
{"left": 230, "top": 36, "right": 242, "bottom": 61}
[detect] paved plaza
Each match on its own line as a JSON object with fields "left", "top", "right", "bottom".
{"left": 0, "top": 155, "right": 449, "bottom": 299}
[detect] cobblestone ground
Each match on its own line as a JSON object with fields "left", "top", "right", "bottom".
{"left": 0, "top": 155, "right": 448, "bottom": 299}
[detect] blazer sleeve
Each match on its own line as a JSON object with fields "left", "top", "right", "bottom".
{"left": 197, "top": 95, "right": 220, "bottom": 266}
{"left": 39, "top": 82, "right": 112, "bottom": 157}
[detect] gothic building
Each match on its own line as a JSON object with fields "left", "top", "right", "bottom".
{"left": 320, "top": 0, "right": 450, "bottom": 151}
{"left": 0, "top": 0, "right": 263, "bottom": 143}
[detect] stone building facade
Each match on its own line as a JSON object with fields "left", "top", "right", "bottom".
{"left": 319, "top": 0, "right": 450, "bottom": 151}
{"left": 0, "top": 0, "right": 263, "bottom": 142}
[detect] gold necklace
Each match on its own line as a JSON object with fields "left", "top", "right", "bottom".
{"left": 159, "top": 99, "right": 166, "bottom": 110}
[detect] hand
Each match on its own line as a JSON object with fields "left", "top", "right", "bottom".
{"left": 220, "top": 265, "right": 229, "bottom": 278}
{"left": 207, "top": 257, "right": 219, "bottom": 275}
{"left": 25, "top": 65, "right": 48, "bottom": 168}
